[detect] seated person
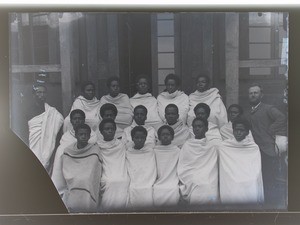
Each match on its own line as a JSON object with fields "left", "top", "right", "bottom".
{"left": 130, "top": 74, "right": 163, "bottom": 131}
{"left": 190, "top": 103, "right": 222, "bottom": 146}
{"left": 61, "top": 124, "right": 102, "bottom": 213}
{"left": 153, "top": 125, "right": 180, "bottom": 207}
{"left": 220, "top": 104, "right": 253, "bottom": 141}
{"left": 126, "top": 126, "right": 157, "bottom": 209}
{"left": 63, "top": 81, "right": 101, "bottom": 132}
{"left": 99, "top": 77, "right": 133, "bottom": 130}
{"left": 97, "top": 118, "right": 129, "bottom": 211}
{"left": 157, "top": 74, "right": 189, "bottom": 124}
{"left": 122, "top": 105, "right": 156, "bottom": 148}
{"left": 51, "top": 109, "right": 97, "bottom": 197}
{"left": 218, "top": 118, "right": 264, "bottom": 204}
{"left": 164, "top": 104, "right": 190, "bottom": 148}
{"left": 187, "top": 73, "right": 227, "bottom": 128}
{"left": 178, "top": 117, "right": 219, "bottom": 205}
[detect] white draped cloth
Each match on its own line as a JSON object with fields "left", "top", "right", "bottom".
{"left": 157, "top": 90, "right": 189, "bottom": 124}
{"left": 51, "top": 128, "right": 97, "bottom": 197}
{"left": 220, "top": 121, "right": 254, "bottom": 141}
{"left": 126, "top": 145, "right": 157, "bottom": 209}
{"left": 62, "top": 143, "right": 102, "bottom": 213}
{"left": 97, "top": 138, "right": 129, "bottom": 211}
{"left": 189, "top": 121, "right": 222, "bottom": 146}
{"left": 63, "top": 96, "right": 101, "bottom": 132}
{"left": 178, "top": 138, "right": 219, "bottom": 204}
{"left": 187, "top": 89, "right": 228, "bottom": 128}
{"left": 130, "top": 93, "right": 163, "bottom": 130}
{"left": 165, "top": 120, "right": 190, "bottom": 148}
{"left": 28, "top": 103, "right": 63, "bottom": 170}
{"left": 99, "top": 93, "right": 133, "bottom": 130}
{"left": 218, "top": 138, "right": 264, "bottom": 204}
{"left": 153, "top": 145, "right": 180, "bottom": 207}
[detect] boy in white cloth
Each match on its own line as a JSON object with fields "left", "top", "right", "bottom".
{"left": 153, "top": 125, "right": 180, "bottom": 207}
{"left": 187, "top": 74, "right": 227, "bottom": 128}
{"left": 63, "top": 82, "right": 101, "bottom": 132}
{"left": 61, "top": 124, "right": 102, "bottom": 213}
{"left": 99, "top": 77, "right": 133, "bottom": 130}
{"left": 164, "top": 104, "right": 190, "bottom": 148}
{"left": 28, "top": 83, "right": 63, "bottom": 173}
{"left": 126, "top": 126, "right": 157, "bottom": 210}
{"left": 97, "top": 118, "right": 129, "bottom": 211}
{"left": 218, "top": 118, "right": 264, "bottom": 204}
{"left": 178, "top": 117, "right": 219, "bottom": 205}
{"left": 122, "top": 105, "right": 156, "bottom": 148}
{"left": 52, "top": 109, "right": 97, "bottom": 197}
{"left": 130, "top": 74, "right": 163, "bottom": 131}
{"left": 157, "top": 74, "right": 189, "bottom": 124}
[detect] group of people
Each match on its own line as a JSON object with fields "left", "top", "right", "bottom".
{"left": 26, "top": 73, "right": 287, "bottom": 213}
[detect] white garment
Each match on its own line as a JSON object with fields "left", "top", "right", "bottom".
{"left": 189, "top": 121, "right": 222, "bottom": 146}
{"left": 220, "top": 121, "right": 254, "bottom": 141}
{"left": 166, "top": 120, "right": 191, "bottom": 148}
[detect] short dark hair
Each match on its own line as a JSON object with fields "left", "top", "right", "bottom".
{"left": 75, "top": 123, "right": 91, "bottom": 135}
{"left": 134, "top": 105, "right": 148, "bottom": 115}
{"left": 135, "top": 74, "right": 150, "bottom": 83}
{"left": 194, "top": 103, "right": 211, "bottom": 117}
{"left": 131, "top": 125, "right": 148, "bottom": 138}
{"left": 192, "top": 117, "right": 209, "bottom": 129}
{"left": 164, "top": 73, "right": 181, "bottom": 86}
{"left": 248, "top": 83, "right": 263, "bottom": 93}
{"left": 165, "top": 104, "right": 179, "bottom": 114}
{"left": 157, "top": 125, "right": 174, "bottom": 139}
{"left": 106, "top": 76, "right": 119, "bottom": 88}
{"left": 100, "top": 103, "right": 118, "bottom": 118}
{"left": 196, "top": 72, "right": 210, "bottom": 85}
{"left": 99, "top": 118, "right": 116, "bottom": 132}
{"left": 70, "top": 109, "right": 86, "bottom": 121}
{"left": 228, "top": 104, "right": 243, "bottom": 115}
{"left": 81, "top": 81, "right": 95, "bottom": 92}
{"left": 232, "top": 117, "right": 251, "bottom": 132}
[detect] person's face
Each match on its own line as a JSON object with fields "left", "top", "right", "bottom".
{"left": 136, "top": 78, "right": 149, "bottom": 95}
{"left": 83, "top": 84, "right": 95, "bottom": 100}
{"left": 165, "top": 107, "right": 179, "bottom": 125}
{"left": 134, "top": 108, "right": 147, "bottom": 125}
{"left": 102, "top": 109, "right": 116, "bottom": 120}
{"left": 75, "top": 128, "right": 90, "bottom": 146}
{"left": 159, "top": 128, "right": 173, "bottom": 145}
{"left": 109, "top": 80, "right": 120, "bottom": 97}
{"left": 196, "top": 77, "right": 209, "bottom": 92}
{"left": 100, "top": 122, "right": 116, "bottom": 141}
{"left": 228, "top": 106, "right": 241, "bottom": 122}
{"left": 71, "top": 113, "right": 85, "bottom": 129}
{"left": 193, "top": 120, "right": 208, "bottom": 139}
{"left": 248, "top": 86, "right": 263, "bottom": 106}
{"left": 132, "top": 131, "right": 147, "bottom": 150}
{"left": 194, "top": 107, "right": 209, "bottom": 120}
{"left": 34, "top": 86, "right": 47, "bottom": 103}
{"left": 165, "top": 79, "right": 178, "bottom": 94}
{"left": 233, "top": 123, "right": 249, "bottom": 142}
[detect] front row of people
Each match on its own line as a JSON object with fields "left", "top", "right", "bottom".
{"left": 52, "top": 104, "right": 264, "bottom": 213}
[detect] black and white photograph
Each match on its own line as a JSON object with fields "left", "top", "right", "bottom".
{"left": 9, "top": 11, "right": 288, "bottom": 213}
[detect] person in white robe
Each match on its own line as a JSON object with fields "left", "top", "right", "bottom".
{"left": 61, "top": 124, "right": 102, "bottom": 213}
{"left": 157, "top": 74, "right": 189, "bottom": 124}
{"left": 153, "top": 125, "right": 180, "bottom": 207}
{"left": 63, "top": 82, "right": 101, "bottom": 133}
{"left": 126, "top": 126, "right": 157, "bottom": 209}
{"left": 187, "top": 74, "right": 227, "bottom": 128}
{"left": 97, "top": 119, "right": 129, "bottom": 211}
{"left": 52, "top": 109, "right": 97, "bottom": 197}
{"left": 130, "top": 75, "right": 163, "bottom": 131}
{"left": 218, "top": 118, "right": 264, "bottom": 204}
{"left": 122, "top": 105, "right": 156, "bottom": 148}
{"left": 178, "top": 118, "right": 219, "bottom": 205}
{"left": 28, "top": 84, "right": 63, "bottom": 173}
{"left": 99, "top": 77, "right": 133, "bottom": 130}
{"left": 164, "top": 104, "right": 190, "bottom": 148}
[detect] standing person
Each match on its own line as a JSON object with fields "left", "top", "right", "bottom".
{"left": 130, "top": 74, "right": 163, "bottom": 130}
{"left": 63, "top": 81, "right": 101, "bottom": 133}
{"left": 246, "top": 83, "right": 287, "bottom": 206}
{"left": 187, "top": 73, "right": 227, "bottom": 128}
{"left": 157, "top": 74, "right": 189, "bottom": 124}
{"left": 27, "top": 83, "right": 63, "bottom": 173}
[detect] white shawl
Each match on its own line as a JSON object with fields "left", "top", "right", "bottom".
{"left": 165, "top": 120, "right": 190, "bottom": 148}
{"left": 220, "top": 121, "right": 254, "bottom": 141}
{"left": 189, "top": 121, "right": 222, "bottom": 146}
